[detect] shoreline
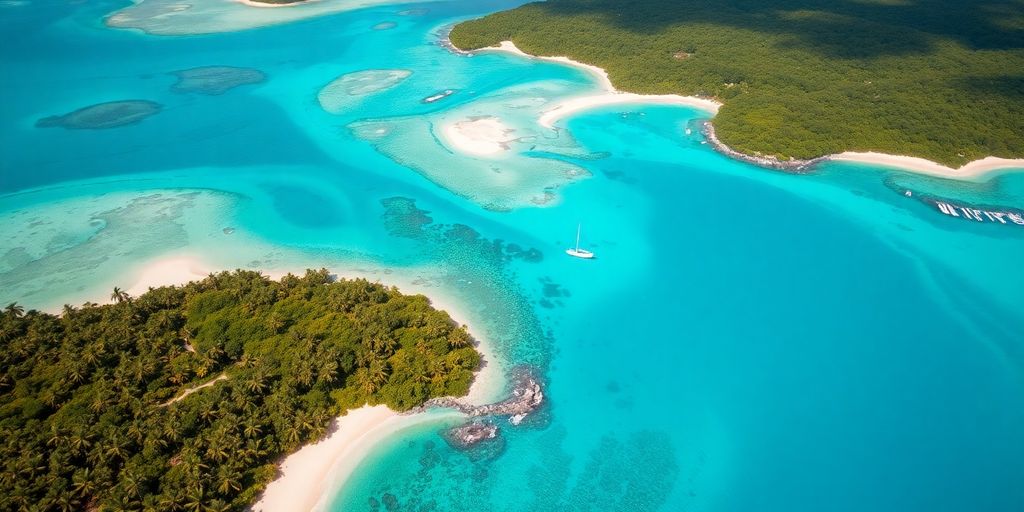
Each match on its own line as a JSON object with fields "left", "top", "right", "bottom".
{"left": 471, "top": 40, "right": 1024, "bottom": 180}
{"left": 94, "top": 253, "right": 504, "bottom": 512}
{"left": 478, "top": 41, "right": 721, "bottom": 129}
{"left": 233, "top": 0, "right": 319, "bottom": 8}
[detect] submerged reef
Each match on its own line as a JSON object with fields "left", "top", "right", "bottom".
{"left": 36, "top": 100, "right": 162, "bottom": 129}
{"left": 105, "top": 0, "right": 418, "bottom": 35}
{"left": 318, "top": 69, "right": 412, "bottom": 114}
{"left": 171, "top": 65, "right": 266, "bottom": 95}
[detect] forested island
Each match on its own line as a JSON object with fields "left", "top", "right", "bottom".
{"left": 450, "top": 0, "right": 1024, "bottom": 167}
{"left": 0, "top": 270, "right": 479, "bottom": 510}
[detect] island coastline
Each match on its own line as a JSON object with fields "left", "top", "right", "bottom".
{"left": 470, "top": 40, "right": 1024, "bottom": 180}
{"left": 113, "top": 254, "right": 505, "bottom": 512}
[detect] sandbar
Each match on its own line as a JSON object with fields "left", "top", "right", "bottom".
{"left": 441, "top": 116, "right": 518, "bottom": 156}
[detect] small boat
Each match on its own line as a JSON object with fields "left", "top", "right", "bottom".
{"left": 566, "top": 223, "right": 595, "bottom": 259}
{"left": 422, "top": 89, "right": 455, "bottom": 103}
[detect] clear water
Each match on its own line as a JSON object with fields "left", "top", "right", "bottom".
{"left": 1, "top": 1, "right": 1022, "bottom": 511}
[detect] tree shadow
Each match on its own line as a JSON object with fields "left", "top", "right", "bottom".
{"left": 525, "top": 0, "right": 1024, "bottom": 58}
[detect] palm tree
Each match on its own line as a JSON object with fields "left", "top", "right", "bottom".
{"left": 242, "top": 419, "right": 262, "bottom": 439}
{"left": 71, "top": 468, "right": 96, "bottom": 497}
{"left": 183, "top": 489, "right": 205, "bottom": 512}
{"left": 205, "top": 499, "right": 232, "bottom": 512}
{"left": 317, "top": 360, "right": 339, "bottom": 385}
{"left": 104, "top": 434, "right": 129, "bottom": 461}
{"left": 369, "top": 358, "right": 389, "bottom": 387}
{"left": 4, "top": 302, "right": 24, "bottom": 318}
{"left": 111, "top": 287, "right": 130, "bottom": 304}
{"left": 244, "top": 373, "right": 268, "bottom": 394}
{"left": 353, "top": 367, "right": 377, "bottom": 395}
{"left": 69, "top": 431, "right": 94, "bottom": 456}
{"left": 120, "top": 470, "right": 142, "bottom": 499}
{"left": 294, "top": 364, "right": 314, "bottom": 389}
{"left": 53, "top": 494, "right": 79, "bottom": 512}
{"left": 214, "top": 466, "right": 242, "bottom": 495}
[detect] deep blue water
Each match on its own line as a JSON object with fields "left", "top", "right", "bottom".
{"left": 1, "top": 1, "right": 1022, "bottom": 511}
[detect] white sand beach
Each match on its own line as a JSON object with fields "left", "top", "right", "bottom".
{"left": 538, "top": 93, "right": 720, "bottom": 129}
{"left": 830, "top": 152, "right": 1024, "bottom": 180}
{"left": 252, "top": 405, "right": 462, "bottom": 512}
{"left": 478, "top": 41, "right": 1024, "bottom": 179}
{"left": 479, "top": 41, "right": 721, "bottom": 129}
{"left": 124, "top": 253, "right": 212, "bottom": 297}
{"left": 441, "top": 116, "right": 518, "bottom": 156}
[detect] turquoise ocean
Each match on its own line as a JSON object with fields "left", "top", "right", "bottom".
{"left": 1, "top": 0, "right": 1023, "bottom": 510}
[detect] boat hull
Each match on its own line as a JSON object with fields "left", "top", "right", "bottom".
{"left": 565, "top": 249, "right": 595, "bottom": 259}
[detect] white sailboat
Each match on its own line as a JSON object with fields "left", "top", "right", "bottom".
{"left": 565, "top": 223, "right": 595, "bottom": 259}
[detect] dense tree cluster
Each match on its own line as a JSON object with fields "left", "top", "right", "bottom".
{"left": 0, "top": 270, "right": 478, "bottom": 510}
{"left": 450, "top": 0, "right": 1024, "bottom": 166}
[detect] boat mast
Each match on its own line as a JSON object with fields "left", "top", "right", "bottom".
{"left": 575, "top": 223, "right": 581, "bottom": 252}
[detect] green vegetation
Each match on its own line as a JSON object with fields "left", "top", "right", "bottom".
{"left": 450, "top": 0, "right": 1024, "bottom": 166}
{"left": 0, "top": 270, "right": 478, "bottom": 510}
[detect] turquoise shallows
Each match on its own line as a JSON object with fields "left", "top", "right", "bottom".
{"left": 1, "top": 1, "right": 1022, "bottom": 511}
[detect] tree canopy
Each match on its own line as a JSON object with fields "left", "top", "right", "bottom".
{"left": 450, "top": 0, "right": 1024, "bottom": 167}
{"left": 0, "top": 270, "right": 478, "bottom": 510}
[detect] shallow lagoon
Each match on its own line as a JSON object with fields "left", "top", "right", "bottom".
{"left": 1, "top": 1, "right": 1022, "bottom": 511}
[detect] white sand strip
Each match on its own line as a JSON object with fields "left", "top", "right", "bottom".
{"left": 124, "top": 253, "right": 212, "bottom": 298}
{"left": 478, "top": 41, "right": 721, "bottom": 129}
{"left": 538, "top": 93, "right": 720, "bottom": 129}
{"left": 253, "top": 405, "right": 462, "bottom": 512}
{"left": 830, "top": 152, "right": 1024, "bottom": 180}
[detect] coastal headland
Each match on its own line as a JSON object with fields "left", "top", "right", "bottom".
{"left": 449, "top": 0, "right": 1024, "bottom": 175}
{"left": 0, "top": 262, "right": 512, "bottom": 511}
{"left": 461, "top": 40, "right": 1024, "bottom": 180}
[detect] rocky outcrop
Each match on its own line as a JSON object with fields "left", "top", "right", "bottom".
{"left": 424, "top": 367, "right": 544, "bottom": 422}
{"left": 701, "top": 121, "right": 827, "bottom": 173}
{"left": 444, "top": 422, "right": 498, "bottom": 448}
{"left": 421, "top": 367, "right": 545, "bottom": 447}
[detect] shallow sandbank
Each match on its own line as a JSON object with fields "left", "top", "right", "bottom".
{"left": 440, "top": 116, "right": 518, "bottom": 156}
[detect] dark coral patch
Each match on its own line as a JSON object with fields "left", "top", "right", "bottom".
{"left": 36, "top": 100, "right": 161, "bottom": 130}
{"left": 170, "top": 65, "right": 265, "bottom": 95}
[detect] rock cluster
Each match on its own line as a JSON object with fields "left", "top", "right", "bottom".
{"left": 444, "top": 422, "right": 498, "bottom": 448}
{"left": 701, "top": 121, "right": 826, "bottom": 173}
{"left": 422, "top": 367, "right": 545, "bottom": 447}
